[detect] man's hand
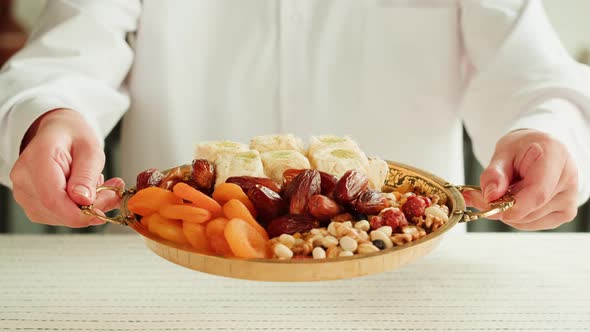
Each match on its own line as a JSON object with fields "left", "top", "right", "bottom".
{"left": 10, "top": 108, "right": 124, "bottom": 227}
{"left": 464, "top": 129, "right": 579, "bottom": 230}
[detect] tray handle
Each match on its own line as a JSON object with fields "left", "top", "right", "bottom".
{"left": 447, "top": 184, "right": 515, "bottom": 223}
{"left": 80, "top": 186, "right": 135, "bottom": 225}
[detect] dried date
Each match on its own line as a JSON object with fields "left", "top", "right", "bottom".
{"left": 333, "top": 170, "right": 369, "bottom": 204}
{"left": 247, "top": 185, "right": 286, "bottom": 223}
{"left": 282, "top": 169, "right": 305, "bottom": 187}
{"left": 158, "top": 166, "right": 185, "bottom": 190}
{"left": 355, "top": 189, "right": 391, "bottom": 215}
{"left": 308, "top": 194, "right": 342, "bottom": 221}
{"left": 136, "top": 168, "right": 164, "bottom": 190}
{"left": 267, "top": 215, "right": 320, "bottom": 238}
{"left": 227, "top": 176, "right": 282, "bottom": 194}
{"left": 191, "top": 159, "right": 215, "bottom": 192}
{"left": 319, "top": 171, "right": 338, "bottom": 197}
{"left": 289, "top": 170, "right": 321, "bottom": 215}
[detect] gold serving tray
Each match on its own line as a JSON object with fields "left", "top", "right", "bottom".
{"left": 81, "top": 161, "right": 514, "bottom": 282}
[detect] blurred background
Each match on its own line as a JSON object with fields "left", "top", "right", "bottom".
{"left": 0, "top": 0, "right": 589, "bottom": 233}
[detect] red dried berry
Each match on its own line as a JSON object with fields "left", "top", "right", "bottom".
{"left": 370, "top": 215, "right": 384, "bottom": 230}
{"left": 402, "top": 195, "right": 427, "bottom": 220}
{"left": 419, "top": 196, "right": 432, "bottom": 208}
{"left": 380, "top": 208, "right": 408, "bottom": 232}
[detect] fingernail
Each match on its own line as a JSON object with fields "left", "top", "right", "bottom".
{"left": 484, "top": 184, "right": 497, "bottom": 202}
{"left": 73, "top": 185, "right": 91, "bottom": 198}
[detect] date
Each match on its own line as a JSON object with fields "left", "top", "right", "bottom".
{"left": 247, "top": 184, "right": 286, "bottom": 223}
{"left": 355, "top": 189, "right": 390, "bottom": 215}
{"left": 227, "top": 176, "right": 282, "bottom": 194}
{"left": 288, "top": 170, "right": 321, "bottom": 215}
{"left": 267, "top": 215, "right": 320, "bottom": 238}
{"left": 308, "top": 194, "right": 342, "bottom": 221}
{"left": 333, "top": 170, "right": 369, "bottom": 204}
{"left": 191, "top": 159, "right": 215, "bottom": 192}
{"left": 136, "top": 168, "right": 165, "bottom": 190}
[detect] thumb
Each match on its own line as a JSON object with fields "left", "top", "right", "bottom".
{"left": 66, "top": 140, "right": 105, "bottom": 206}
{"left": 480, "top": 151, "right": 514, "bottom": 203}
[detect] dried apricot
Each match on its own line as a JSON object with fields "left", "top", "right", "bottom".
{"left": 224, "top": 218, "right": 270, "bottom": 259}
{"left": 172, "top": 182, "right": 222, "bottom": 216}
{"left": 183, "top": 222, "right": 211, "bottom": 253}
{"left": 128, "top": 187, "right": 183, "bottom": 217}
{"left": 205, "top": 217, "right": 233, "bottom": 256}
{"left": 209, "top": 235, "right": 234, "bottom": 256}
{"left": 212, "top": 183, "right": 257, "bottom": 217}
{"left": 222, "top": 199, "right": 268, "bottom": 241}
{"left": 159, "top": 204, "right": 211, "bottom": 224}
{"left": 206, "top": 217, "right": 230, "bottom": 237}
{"left": 146, "top": 213, "right": 189, "bottom": 245}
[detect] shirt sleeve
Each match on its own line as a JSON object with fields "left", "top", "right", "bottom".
{"left": 0, "top": 0, "right": 141, "bottom": 187}
{"left": 460, "top": 0, "right": 590, "bottom": 205}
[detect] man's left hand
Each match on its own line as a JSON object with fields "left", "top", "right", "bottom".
{"left": 463, "top": 129, "right": 579, "bottom": 230}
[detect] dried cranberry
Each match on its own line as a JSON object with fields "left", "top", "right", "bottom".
{"left": 402, "top": 195, "right": 427, "bottom": 220}
{"left": 380, "top": 208, "right": 408, "bottom": 232}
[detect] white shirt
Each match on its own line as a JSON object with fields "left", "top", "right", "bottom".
{"left": 1, "top": 0, "right": 589, "bottom": 205}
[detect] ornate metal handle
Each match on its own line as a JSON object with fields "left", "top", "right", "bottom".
{"left": 451, "top": 184, "right": 516, "bottom": 223}
{"left": 79, "top": 186, "right": 135, "bottom": 225}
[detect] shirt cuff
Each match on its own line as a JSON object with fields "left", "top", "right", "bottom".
{"left": 0, "top": 96, "right": 104, "bottom": 186}
{"left": 505, "top": 98, "right": 590, "bottom": 206}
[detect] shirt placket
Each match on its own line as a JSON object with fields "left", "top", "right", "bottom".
{"left": 278, "top": 0, "right": 308, "bottom": 132}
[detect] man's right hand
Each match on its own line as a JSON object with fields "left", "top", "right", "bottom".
{"left": 9, "top": 108, "right": 124, "bottom": 227}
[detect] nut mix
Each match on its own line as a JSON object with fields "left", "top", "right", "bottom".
{"left": 127, "top": 134, "right": 450, "bottom": 260}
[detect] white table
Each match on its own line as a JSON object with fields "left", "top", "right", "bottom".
{"left": 1, "top": 233, "right": 589, "bottom": 331}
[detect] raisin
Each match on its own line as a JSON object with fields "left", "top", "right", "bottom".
{"left": 372, "top": 239, "right": 386, "bottom": 250}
